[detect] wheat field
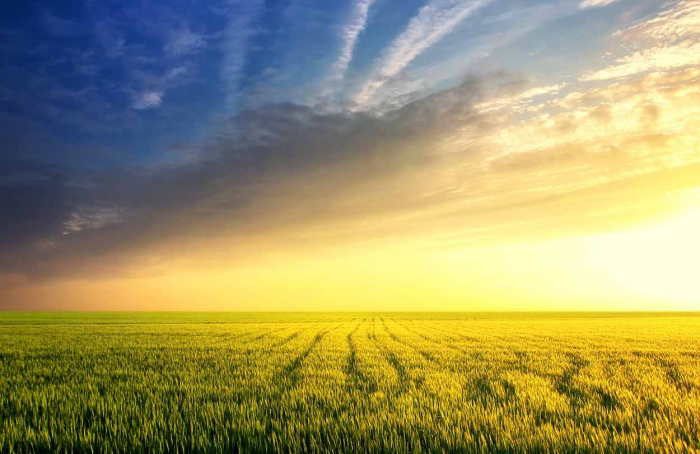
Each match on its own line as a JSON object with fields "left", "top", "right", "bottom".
{"left": 1, "top": 312, "right": 699, "bottom": 453}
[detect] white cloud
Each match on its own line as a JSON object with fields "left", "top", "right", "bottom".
{"left": 164, "top": 65, "right": 189, "bottom": 82}
{"left": 581, "top": 0, "right": 700, "bottom": 80}
{"left": 477, "top": 83, "right": 568, "bottom": 113}
{"left": 164, "top": 27, "right": 207, "bottom": 56}
{"left": 221, "top": 0, "right": 266, "bottom": 110}
{"left": 132, "top": 91, "right": 164, "bottom": 110}
{"left": 520, "top": 83, "right": 568, "bottom": 99}
{"left": 580, "top": 41, "right": 700, "bottom": 81}
{"left": 63, "top": 207, "right": 124, "bottom": 235}
{"left": 356, "top": 1, "right": 576, "bottom": 113}
{"left": 615, "top": 0, "right": 700, "bottom": 41}
{"left": 353, "top": 0, "right": 494, "bottom": 107}
{"left": 579, "top": 0, "right": 623, "bottom": 10}
{"left": 326, "top": 0, "right": 378, "bottom": 85}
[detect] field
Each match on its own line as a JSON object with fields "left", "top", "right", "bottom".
{"left": 1, "top": 313, "right": 699, "bottom": 453}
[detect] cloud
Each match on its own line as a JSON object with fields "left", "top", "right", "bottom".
{"left": 132, "top": 91, "right": 164, "bottom": 110}
{"left": 40, "top": 9, "right": 78, "bottom": 36}
{"left": 477, "top": 83, "right": 568, "bottom": 113}
{"left": 353, "top": 1, "right": 577, "bottom": 113}
{"left": 220, "top": 0, "right": 266, "bottom": 109}
{"left": 494, "top": 68, "right": 700, "bottom": 154}
{"left": 353, "top": 0, "right": 494, "bottom": 107}
{"left": 325, "top": 0, "right": 378, "bottom": 86}
{"left": 579, "top": 0, "right": 623, "bottom": 10}
{"left": 164, "top": 27, "right": 207, "bottom": 56}
{"left": 581, "top": 42, "right": 700, "bottom": 81}
{"left": 63, "top": 207, "right": 124, "bottom": 234}
{"left": 94, "top": 21, "right": 127, "bottom": 59}
{"left": 0, "top": 162, "right": 79, "bottom": 259}
{"left": 0, "top": 74, "right": 504, "bottom": 281}
{"left": 125, "top": 62, "right": 196, "bottom": 114}
{"left": 3, "top": 63, "right": 700, "bottom": 284}
{"left": 581, "top": 0, "right": 700, "bottom": 80}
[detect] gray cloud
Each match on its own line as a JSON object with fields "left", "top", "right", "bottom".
{"left": 0, "top": 74, "right": 509, "bottom": 282}
{"left": 3, "top": 64, "right": 700, "bottom": 289}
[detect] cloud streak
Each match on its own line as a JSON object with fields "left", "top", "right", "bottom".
{"left": 132, "top": 91, "right": 164, "bottom": 110}
{"left": 326, "top": 0, "right": 377, "bottom": 86}
{"left": 579, "top": 0, "right": 624, "bottom": 10}
{"left": 221, "top": 0, "right": 265, "bottom": 109}
{"left": 353, "top": 0, "right": 493, "bottom": 107}
{"left": 164, "top": 26, "right": 207, "bottom": 56}
{"left": 581, "top": 0, "right": 700, "bottom": 80}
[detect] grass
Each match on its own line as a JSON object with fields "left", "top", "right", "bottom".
{"left": 0, "top": 312, "right": 699, "bottom": 453}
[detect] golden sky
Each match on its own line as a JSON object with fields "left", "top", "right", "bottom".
{"left": 1, "top": 0, "right": 699, "bottom": 310}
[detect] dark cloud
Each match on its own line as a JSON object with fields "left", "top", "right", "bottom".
{"left": 0, "top": 162, "right": 77, "bottom": 254}
{"left": 5, "top": 64, "right": 700, "bottom": 287}
{"left": 0, "top": 74, "right": 511, "bottom": 282}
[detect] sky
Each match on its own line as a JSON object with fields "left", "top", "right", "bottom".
{"left": 1, "top": 0, "right": 699, "bottom": 311}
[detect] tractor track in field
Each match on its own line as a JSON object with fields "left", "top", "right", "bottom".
{"left": 374, "top": 339, "right": 412, "bottom": 394}
{"left": 246, "top": 326, "right": 288, "bottom": 343}
{"left": 275, "top": 324, "right": 342, "bottom": 387}
{"left": 397, "top": 320, "right": 544, "bottom": 377}
{"left": 408, "top": 320, "right": 481, "bottom": 344}
{"left": 381, "top": 318, "right": 435, "bottom": 362}
{"left": 376, "top": 318, "right": 446, "bottom": 400}
{"left": 394, "top": 320, "right": 493, "bottom": 361}
{"left": 393, "top": 319, "right": 463, "bottom": 353}
{"left": 369, "top": 318, "right": 419, "bottom": 394}
{"left": 222, "top": 326, "right": 289, "bottom": 348}
{"left": 345, "top": 319, "right": 378, "bottom": 393}
{"left": 555, "top": 352, "right": 591, "bottom": 409}
{"left": 389, "top": 319, "right": 475, "bottom": 374}
{"left": 367, "top": 316, "right": 377, "bottom": 340}
{"left": 272, "top": 326, "right": 311, "bottom": 348}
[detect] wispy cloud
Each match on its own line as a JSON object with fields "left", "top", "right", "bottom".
{"left": 581, "top": 0, "right": 700, "bottom": 80}
{"left": 40, "top": 9, "right": 78, "bottom": 36}
{"left": 127, "top": 63, "right": 193, "bottom": 110}
{"left": 581, "top": 42, "right": 700, "bottom": 81}
{"left": 477, "top": 83, "right": 568, "bottom": 113}
{"left": 354, "top": 1, "right": 576, "bottom": 113}
{"left": 63, "top": 207, "right": 125, "bottom": 235}
{"left": 353, "top": 0, "right": 493, "bottom": 107}
{"left": 221, "top": 0, "right": 266, "bottom": 109}
{"left": 326, "top": 0, "right": 378, "bottom": 86}
{"left": 94, "top": 21, "right": 126, "bottom": 59}
{"left": 579, "top": 0, "right": 624, "bottom": 10}
{"left": 164, "top": 26, "right": 207, "bottom": 56}
{"left": 132, "top": 91, "right": 163, "bottom": 110}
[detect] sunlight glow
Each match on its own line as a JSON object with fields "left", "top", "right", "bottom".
{"left": 581, "top": 202, "right": 700, "bottom": 307}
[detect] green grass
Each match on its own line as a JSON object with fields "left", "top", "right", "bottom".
{"left": 1, "top": 313, "right": 699, "bottom": 453}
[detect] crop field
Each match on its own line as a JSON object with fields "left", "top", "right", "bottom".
{"left": 1, "top": 312, "right": 699, "bottom": 454}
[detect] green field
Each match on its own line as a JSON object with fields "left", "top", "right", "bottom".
{"left": 1, "top": 313, "right": 699, "bottom": 453}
